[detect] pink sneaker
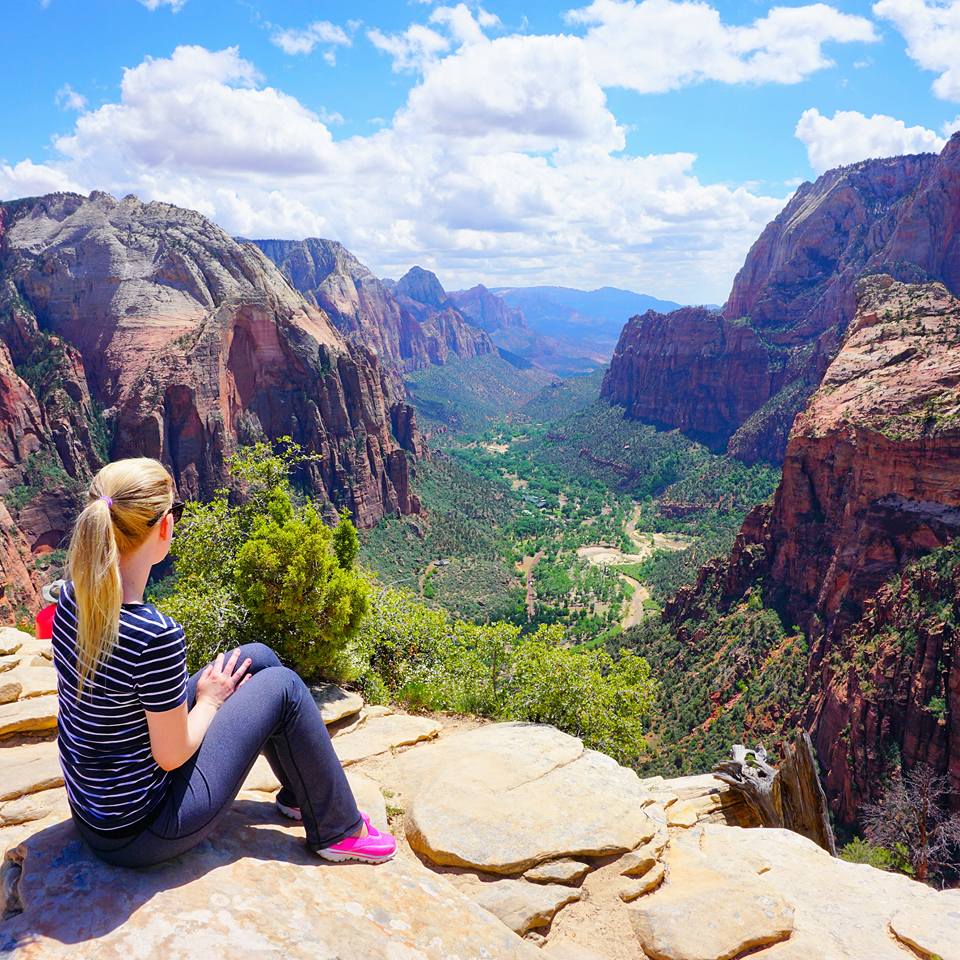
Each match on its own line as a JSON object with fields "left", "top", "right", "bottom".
{"left": 315, "top": 826, "right": 397, "bottom": 864}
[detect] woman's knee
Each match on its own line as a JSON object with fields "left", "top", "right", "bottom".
{"left": 238, "top": 642, "right": 282, "bottom": 672}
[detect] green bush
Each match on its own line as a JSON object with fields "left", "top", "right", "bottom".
{"left": 355, "top": 583, "right": 658, "bottom": 764}
{"left": 153, "top": 438, "right": 368, "bottom": 682}
{"left": 839, "top": 837, "right": 911, "bottom": 874}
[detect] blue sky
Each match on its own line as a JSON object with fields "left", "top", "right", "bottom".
{"left": 2, "top": 0, "right": 958, "bottom": 302}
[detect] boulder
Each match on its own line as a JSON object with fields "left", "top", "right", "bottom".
{"left": 524, "top": 858, "right": 591, "bottom": 886}
{"left": 0, "top": 696, "right": 58, "bottom": 738}
{"left": 310, "top": 684, "right": 363, "bottom": 725}
{"left": 333, "top": 714, "right": 442, "bottom": 766}
{"left": 403, "top": 723, "right": 658, "bottom": 873}
{"left": 450, "top": 874, "right": 581, "bottom": 935}
{"left": 0, "top": 678, "right": 22, "bottom": 705}
{"left": 0, "top": 629, "right": 25, "bottom": 657}
{"left": 0, "top": 655, "right": 20, "bottom": 674}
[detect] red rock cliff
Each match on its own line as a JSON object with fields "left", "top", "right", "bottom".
{"left": 666, "top": 275, "right": 960, "bottom": 822}
{"left": 604, "top": 134, "right": 960, "bottom": 463}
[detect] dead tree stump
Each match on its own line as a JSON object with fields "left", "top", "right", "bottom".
{"left": 712, "top": 729, "right": 837, "bottom": 855}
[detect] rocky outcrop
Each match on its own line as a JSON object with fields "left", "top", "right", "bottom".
{"left": 604, "top": 134, "right": 960, "bottom": 462}
{"left": 251, "top": 240, "right": 493, "bottom": 373}
{"left": 0, "top": 193, "right": 424, "bottom": 541}
{"left": 0, "top": 636, "right": 955, "bottom": 960}
{"left": 663, "top": 276, "right": 960, "bottom": 822}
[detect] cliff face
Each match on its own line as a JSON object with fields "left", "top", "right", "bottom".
{"left": 599, "top": 307, "right": 782, "bottom": 452}
{"left": 0, "top": 193, "right": 424, "bottom": 565}
{"left": 604, "top": 135, "right": 960, "bottom": 462}
{"left": 663, "top": 276, "right": 960, "bottom": 821}
{"left": 251, "top": 240, "right": 492, "bottom": 374}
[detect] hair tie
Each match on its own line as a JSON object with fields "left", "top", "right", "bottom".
{"left": 99, "top": 495, "right": 113, "bottom": 507}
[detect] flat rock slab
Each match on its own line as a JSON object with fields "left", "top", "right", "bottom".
{"left": 524, "top": 858, "right": 591, "bottom": 885}
{"left": 889, "top": 896, "right": 960, "bottom": 960}
{"left": 0, "top": 812, "right": 540, "bottom": 959}
{"left": 404, "top": 723, "right": 658, "bottom": 874}
{"left": 4, "top": 667, "right": 57, "bottom": 700}
{"left": 0, "top": 696, "right": 58, "bottom": 738}
{"left": 0, "top": 740, "right": 63, "bottom": 802}
{"left": 333, "top": 714, "right": 442, "bottom": 766}
{"left": 310, "top": 684, "right": 363, "bottom": 725}
{"left": 631, "top": 870, "right": 794, "bottom": 960}
{"left": 450, "top": 874, "right": 581, "bottom": 935}
{"left": 658, "top": 824, "right": 958, "bottom": 960}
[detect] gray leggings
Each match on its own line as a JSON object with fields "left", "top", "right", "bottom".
{"left": 72, "top": 643, "right": 362, "bottom": 867}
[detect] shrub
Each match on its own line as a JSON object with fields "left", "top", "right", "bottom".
{"left": 154, "top": 438, "right": 368, "bottom": 682}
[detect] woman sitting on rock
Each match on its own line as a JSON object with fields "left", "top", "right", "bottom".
{"left": 51, "top": 457, "right": 396, "bottom": 869}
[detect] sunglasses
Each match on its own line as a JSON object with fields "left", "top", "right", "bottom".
{"left": 147, "top": 499, "right": 185, "bottom": 527}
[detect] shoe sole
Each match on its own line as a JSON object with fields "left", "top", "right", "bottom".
{"left": 316, "top": 848, "right": 396, "bottom": 864}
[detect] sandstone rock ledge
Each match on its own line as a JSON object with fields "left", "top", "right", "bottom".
{"left": 0, "top": 625, "right": 956, "bottom": 959}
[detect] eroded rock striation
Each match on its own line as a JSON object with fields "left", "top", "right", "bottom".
{"left": 603, "top": 133, "right": 960, "bottom": 462}
{"left": 0, "top": 193, "right": 424, "bottom": 570}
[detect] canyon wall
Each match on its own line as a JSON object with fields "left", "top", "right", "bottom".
{"left": 603, "top": 134, "right": 960, "bottom": 463}
{"left": 251, "top": 240, "right": 492, "bottom": 374}
{"left": 664, "top": 275, "right": 960, "bottom": 821}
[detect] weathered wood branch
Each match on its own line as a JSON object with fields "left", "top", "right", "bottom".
{"left": 712, "top": 730, "right": 837, "bottom": 855}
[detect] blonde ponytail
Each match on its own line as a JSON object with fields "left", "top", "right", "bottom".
{"left": 65, "top": 458, "right": 175, "bottom": 698}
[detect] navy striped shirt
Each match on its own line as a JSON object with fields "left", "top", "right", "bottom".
{"left": 52, "top": 580, "right": 189, "bottom": 832}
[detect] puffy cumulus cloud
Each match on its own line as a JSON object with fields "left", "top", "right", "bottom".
{"left": 367, "top": 23, "right": 450, "bottom": 72}
{"left": 271, "top": 20, "right": 351, "bottom": 57}
{"left": 795, "top": 107, "right": 947, "bottom": 171}
{"left": 396, "top": 34, "right": 625, "bottom": 153}
{"left": 52, "top": 46, "right": 336, "bottom": 177}
{"left": 567, "top": 0, "right": 877, "bottom": 92}
{"left": 1, "top": 42, "right": 788, "bottom": 301}
{"left": 0, "top": 159, "right": 84, "bottom": 197}
{"left": 874, "top": 0, "right": 960, "bottom": 101}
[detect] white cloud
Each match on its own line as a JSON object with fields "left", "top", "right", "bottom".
{"left": 0, "top": 159, "right": 84, "bottom": 197}
{"left": 566, "top": 0, "right": 877, "bottom": 93}
{"left": 368, "top": 23, "right": 451, "bottom": 72}
{"left": 795, "top": 107, "right": 947, "bottom": 172}
{"left": 944, "top": 116, "right": 960, "bottom": 135}
{"left": 139, "top": 0, "right": 186, "bottom": 10}
{"left": 55, "top": 84, "right": 87, "bottom": 111}
{"left": 874, "top": 0, "right": 960, "bottom": 101}
{"left": 2, "top": 35, "right": 803, "bottom": 301}
{"left": 271, "top": 20, "right": 351, "bottom": 56}
{"left": 52, "top": 46, "right": 335, "bottom": 177}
